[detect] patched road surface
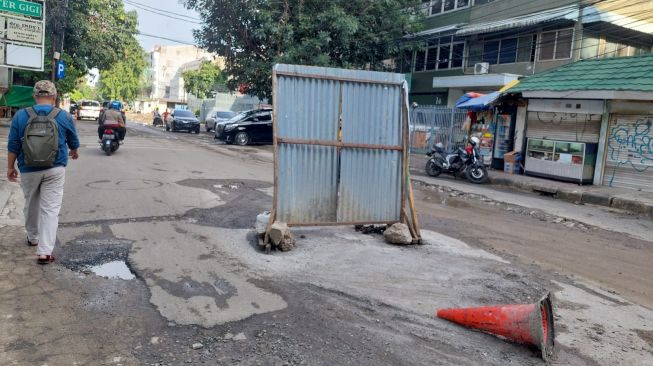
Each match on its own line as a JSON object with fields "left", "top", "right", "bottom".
{"left": 0, "top": 120, "right": 652, "bottom": 365}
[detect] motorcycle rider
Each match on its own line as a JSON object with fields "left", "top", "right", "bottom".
{"left": 98, "top": 101, "right": 126, "bottom": 142}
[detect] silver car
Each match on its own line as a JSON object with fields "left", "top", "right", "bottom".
{"left": 204, "top": 110, "right": 236, "bottom": 132}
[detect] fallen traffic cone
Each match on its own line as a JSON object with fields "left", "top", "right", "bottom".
{"left": 436, "top": 293, "right": 554, "bottom": 360}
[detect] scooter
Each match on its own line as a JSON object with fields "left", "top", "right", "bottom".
{"left": 425, "top": 137, "right": 489, "bottom": 184}
{"left": 100, "top": 126, "right": 120, "bottom": 156}
{"left": 153, "top": 114, "right": 163, "bottom": 126}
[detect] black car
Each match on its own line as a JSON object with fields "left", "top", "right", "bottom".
{"left": 166, "top": 109, "right": 201, "bottom": 133}
{"left": 215, "top": 109, "right": 273, "bottom": 145}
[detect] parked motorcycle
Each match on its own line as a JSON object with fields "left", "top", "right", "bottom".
{"left": 100, "top": 126, "right": 120, "bottom": 156}
{"left": 153, "top": 114, "right": 163, "bottom": 126}
{"left": 425, "top": 136, "right": 489, "bottom": 184}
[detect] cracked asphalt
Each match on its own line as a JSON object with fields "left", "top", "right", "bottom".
{"left": 1, "top": 119, "right": 652, "bottom": 365}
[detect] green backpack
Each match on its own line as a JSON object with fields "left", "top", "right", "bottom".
{"left": 23, "top": 107, "right": 60, "bottom": 168}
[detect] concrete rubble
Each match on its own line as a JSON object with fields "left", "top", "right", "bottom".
{"left": 269, "top": 222, "right": 296, "bottom": 251}
{"left": 383, "top": 223, "right": 412, "bottom": 245}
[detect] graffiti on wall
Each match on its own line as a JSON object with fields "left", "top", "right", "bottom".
{"left": 606, "top": 117, "right": 653, "bottom": 186}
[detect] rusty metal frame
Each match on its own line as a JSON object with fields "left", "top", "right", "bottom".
{"left": 267, "top": 65, "right": 420, "bottom": 244}
{"left": 276, "top": 137, "right": 403, "bottom": 151}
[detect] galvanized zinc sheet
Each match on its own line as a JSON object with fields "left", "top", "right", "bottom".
{"left": 273, "top": 64, "right": 407, "bottom": 225}
{"left": 276, "top": 144, "right": 339, "bottom": 223}
{"left": 338, "top": 80, "right": 403, "bottom": 222}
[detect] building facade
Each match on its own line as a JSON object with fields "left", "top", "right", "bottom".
{"left": 406, "top": 0, "right": 653, "bottom": 106}
{"left": 148, "top": 45, "right": 215, "bottom": 105}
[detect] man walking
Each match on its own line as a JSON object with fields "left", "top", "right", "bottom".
{"left": 6, "top": 80, "right": 80, "bottom": 264}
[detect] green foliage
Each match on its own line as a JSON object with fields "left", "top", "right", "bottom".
{"left": 14, "top": 0, "right": 144, "bottom": 97}
{"left": 184, "top": 0, "right": 423, "bottom": 100}
{"left": 98, "top": 42, "right": 147, "bottom": 101}
{"left": 181, "top": 61, "right": 226, "bottom": 99}
{"left": 69, "top": 82, "right": 100, "bottom": 102}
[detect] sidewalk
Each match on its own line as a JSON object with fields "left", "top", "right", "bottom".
{"left": 411, "top": 154, "right": 653, "bottom": 218}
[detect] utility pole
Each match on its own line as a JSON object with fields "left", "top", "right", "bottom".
{"left": 51, "top": 0, "right": 69, "bottom": 83}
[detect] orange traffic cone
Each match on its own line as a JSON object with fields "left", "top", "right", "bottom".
{"left": 436, "top": 293, "right": 554, "bottom": 360}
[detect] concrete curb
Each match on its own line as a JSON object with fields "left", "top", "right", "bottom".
{"left": 488, "top": 176, "right": 653, "bottom": 218}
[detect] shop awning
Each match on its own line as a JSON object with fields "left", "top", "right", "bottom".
{"left": 407, "top": 24, "right": 464, "bottom": 38}
{"left": 455, "top": 5, "right": 579, "bottom": 36}
{"left": 455, "top": 91, "right": 501, "bottom": 111}
{"left": 0, "top": 86, "right": 35, "bottom": 108}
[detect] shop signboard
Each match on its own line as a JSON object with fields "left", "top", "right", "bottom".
{"left": 6, "top": 17, "right": 41, "bottom": 44}
{"left": 0, "top": 0, "right": 45, "bottom": 71}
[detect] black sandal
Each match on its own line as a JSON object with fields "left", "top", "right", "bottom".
{"left": 37, "top": 255, "right": 55, "bottom": 265}
{"left": 26, "top": 237, "right": 38, "bottom": 247}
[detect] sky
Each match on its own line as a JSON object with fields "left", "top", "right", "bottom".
{"left": 123, "top": 0, "right": 200, "bottom": 51}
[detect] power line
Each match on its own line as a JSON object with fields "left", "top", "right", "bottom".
{"left": 124, "top": 0, "right": 202, "bottom": 24}
{"left": 124, "top": 0, "right": 202, "bottom": 21}
{"left": 138, "top": 32, "right": 196, "bottom": 45}
{"left": 394, "top": 3, "right": 653, "bottom": 71}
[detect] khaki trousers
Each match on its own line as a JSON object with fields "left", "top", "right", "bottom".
{"left": 20, "top": 167, "right": 66, "bottom": 255}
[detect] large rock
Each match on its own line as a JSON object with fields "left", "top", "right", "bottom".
{"left": 269, "top": 222, "right": 296, "bottom": 251}
{"left": 383, "top": 223, "right": 413, "bottom": 245}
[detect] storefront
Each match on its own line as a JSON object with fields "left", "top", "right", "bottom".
{"left": 455, "top": 91, "right": 517, "bottom": 170}
{"left": 523, "top": 99, "right": 604, "bottom": 184}
{"left": 601, "top": 101, "right": 653, "bottom": 193}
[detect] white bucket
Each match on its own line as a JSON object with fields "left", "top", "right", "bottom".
{"left": 255, "top": 211, "right": 271, "bottom": 234}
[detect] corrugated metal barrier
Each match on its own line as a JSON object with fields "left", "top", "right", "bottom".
{"left": 272, "top": 64, "right": 409, "bottom": 226}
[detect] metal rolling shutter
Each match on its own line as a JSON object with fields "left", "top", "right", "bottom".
{"left": 602, "top": 114, "right": 653, "bottom": 192}
{"left": 526, "top": 111, "right": 601, "bottom": 143}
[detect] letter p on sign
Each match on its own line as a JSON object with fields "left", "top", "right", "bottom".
{"left": 56, "top": 60, "right": 65, "bottom": 80}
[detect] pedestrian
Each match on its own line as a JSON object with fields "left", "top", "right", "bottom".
{"left": 6, "top": 80, "right": 80, "bottom": 265}
{"left": 162, "top": 108, "right": 170, "bottom": 124}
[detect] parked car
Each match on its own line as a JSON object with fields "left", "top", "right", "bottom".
{"left": 215, "top": 108, "right": 273, "bottom": 145}
{"left": 166, "top": 109, "right": 200, "bottom": 133}
{"left": 78, "top": 100, "right": 101, "bottom": 121}
{"left": 204, "top": 110, "right": 236, "bottom": 132}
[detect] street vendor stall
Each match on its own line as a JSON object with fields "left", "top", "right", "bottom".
{"left": 455, "top": 91, "right": 516, "bottom": 170}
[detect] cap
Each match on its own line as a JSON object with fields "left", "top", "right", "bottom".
{"left": 33, "top": 80, "right": 57, "bottom": 97}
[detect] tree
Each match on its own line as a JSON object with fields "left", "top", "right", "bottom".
{"left": 184, "top": 0, "right": 423, "bottom": 100}
{"left": 13, "top": 0, "right": 143, "bottom": 96}
{"left": 69, "top": 81, "right": 100, "bottom": 102}
{"left": 98, "top": 42, "right": 147, "bottom": 101}
{"left": 181, "top": 61, "right": 226, "bottom": 99}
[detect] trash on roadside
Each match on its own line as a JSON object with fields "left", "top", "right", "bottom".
{"left": 383, "top": 223, "right": 413, "bottom": 245}
{"left": 436, "top": 293, "right": 555, "bottom": 361}
{"left": 255, "top": 211, "right": 271, "bottom": 235}
{"left": 355, "top": 224, "right": 387, "bottom": 235}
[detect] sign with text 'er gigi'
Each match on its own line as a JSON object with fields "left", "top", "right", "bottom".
{"left": 0, "top": 0, "right": 45, "bottom": 71}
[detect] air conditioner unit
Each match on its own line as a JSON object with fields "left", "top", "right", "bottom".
{"left": 474, "top": 62, "right": 490, "bottom": 75}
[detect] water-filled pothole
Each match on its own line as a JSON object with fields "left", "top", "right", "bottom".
{"left": 89, "top": 261, "right": 135, "bottom": 280}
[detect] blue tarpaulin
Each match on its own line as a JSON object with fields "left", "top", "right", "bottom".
{"left": 455, "top": 91, "right": 500, "bottom": 111}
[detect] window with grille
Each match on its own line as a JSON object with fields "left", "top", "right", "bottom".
{"left": 413, "top": 36, "right": 465, "bottom": 71}
{"left": 421, "top": 0, "right": 469, "bottom": 16}
{"left": 538, "top": 28, "right": 574, "bottom": 61}
{"left": 467, "top": 34, "right": 537, "bottom": 66}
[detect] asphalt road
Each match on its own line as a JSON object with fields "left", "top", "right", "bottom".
{"left": 0, "top": 119, "right": 652, "bottom": 365}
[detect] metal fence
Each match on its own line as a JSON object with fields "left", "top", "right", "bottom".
{"left": 409, "top": 105, "right": 468, "bottom": 154}
{"left": 272, "top": 64, "right": 408, "bottom": 226}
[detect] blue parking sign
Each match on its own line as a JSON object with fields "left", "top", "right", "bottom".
{"left": 56, "top": 60, "right": 65, "bottom": 80}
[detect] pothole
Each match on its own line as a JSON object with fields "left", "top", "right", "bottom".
{"left": 88, "top": 260, "right": 135, "bottom": 280}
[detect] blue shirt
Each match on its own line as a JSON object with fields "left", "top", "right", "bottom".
{"left": 7, "top": 104, "right": 80, "bottom": 173}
